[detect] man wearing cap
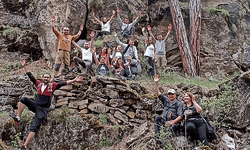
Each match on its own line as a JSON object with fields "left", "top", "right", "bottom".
{"left": 51, "top": 16, "right": 84, "bottom": 76}
{"left": 153, "top": 74, "right": 183, "bottom": 134}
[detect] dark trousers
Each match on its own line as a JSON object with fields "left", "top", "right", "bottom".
{"left": 145, "top": 56, "right": 155, "bottom": 76}
{"left": 94, "top": 31, "right": 109, "bottom": 40}
{"left": 20, "top": 97, "right": 48, "bottom": 133}
{"left": 186, "top": 119, "right": 208, "bottom": 146}
{"left": 154, "top": 115, "right": 180, "bottom": 134}
{"left": 73, "top": 57, "right": 91, "bottom": 73}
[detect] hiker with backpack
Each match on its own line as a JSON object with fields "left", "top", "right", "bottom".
{"left": 153, "top": 74, "right": 183, "bottom": 135}
{"left": 92, "top": 10, "right": 116, "bottom": 40}
{"left": 12, "top": 59, "right": 83, "bottom": 150}
{"left": 92, "top": 47, "right": 110, "bottom": 76}
{"left": 117, "top": 7, "right": 141, "bottom": 38}
{"left": 183, "top": 92, "right": 210, "bottom": 147}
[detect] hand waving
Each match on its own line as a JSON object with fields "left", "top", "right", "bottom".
{"left": 153, "top": 74, "right": 160, "bottom": 83}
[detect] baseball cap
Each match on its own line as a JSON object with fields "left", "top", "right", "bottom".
{"left": 167, "top": 89, "right": 176, "bottom": 94}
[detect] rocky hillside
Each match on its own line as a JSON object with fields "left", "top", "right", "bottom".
{"left": 0, "top": 69, "right": 250, "bottom": 149}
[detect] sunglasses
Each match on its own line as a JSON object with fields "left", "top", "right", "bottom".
{"left": 167, "top": 93, "right": 174, "bottom": 95}
{"left": 63, "top": 29, "right": 69, "bottom": 31}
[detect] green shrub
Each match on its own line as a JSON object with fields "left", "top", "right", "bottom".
{"left": 88, "top": 0, "right": 94, "bottom": 5}
{"left": 155, "top": 126, "right": 174, "bottom": 150}
{"left": 219, "top": 9, "right": 230, "bottom": 17}
{"left": 3, "top": 27, "right": 18, "bottom": 35}
{"left": 203, "top": 7, "right": 218, "bottom": 15}
{"left": 113, "top": 124, "right": 119, "bottom": 130}
{"left": 179, "top": 2, "right": 188, "bottom": 7}
{"left": 0, "top": 112, "right": 8, "bottom": 117}
{"left": 10, "top": 132, "right": 21, "bottom": 148}
{"left": 20, "top": 109, "right": 29, "bottom": 123}
{"left": 99, "top": 137, "right": 111, "bottom": 148}
{"left": 99, "top": 114, "right": 107, "bottom": 124}
{"left": 94, "top": 39, "right": 103, "bottom": 48}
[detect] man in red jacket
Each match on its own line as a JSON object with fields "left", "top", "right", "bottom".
{"left": 12, "top": 59, "right": 83, "bottom": 150}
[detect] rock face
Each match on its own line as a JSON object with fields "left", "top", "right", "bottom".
{"left": 0, "top": 0, "right": 87, "bottom": 66}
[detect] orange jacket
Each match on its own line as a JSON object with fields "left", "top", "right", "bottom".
{"left": 52, "top": 27, "right": 80, "bottom": 52}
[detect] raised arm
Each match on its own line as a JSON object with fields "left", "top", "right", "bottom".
{"left": 153, "top": 74, "right": 161, "bottom": 96}
{"left": 131, "top": 11, "right": 141, "bottom": 26}
{"left": 51, "top": 16, "right": 60, "bottom": 37}
{"left": 92, "top": 48, "right": 99, "bottom": 65}
{"left": 147, "top": 25, "right": 156, "bottom": 41}
{"left": 21, "top": 59, "right": 30, "bottom": 73}
{"left": 72, "top": 25, "right": 84, "bottom": 40}
{"left": 90, "top": 31, "right": 95, "bottom": 49}
{"left": 114, "top": 32, "right": 127, "bottom": 49}
{"left": 117, "top": 7, "right": 123, "bottom": 24}
{"left": 163, "top": 24, "right": 172, "bottom": 42}
{"left": 192, "top": 95, "right": 203, "bottom": 113}
{"left": 72, "top": 41, "right": 82, "bottom": 52}
{"left": 142, "top": 27, "right": 148, "bottom": 45}
{"left": 93, "top": 12, "right": 102, "bottom": 25}
{"left": 109, "top": 10, "right": 116, "bottom": 22}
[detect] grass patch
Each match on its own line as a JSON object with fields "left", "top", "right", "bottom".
{"left": 94, "top": 39, "right": 103, "bottom": 48}
{"left": 155, "top": 71, "right": 240, "bottom": 89}
{"left": 99, "top": 137, "right": 111, "bottom": 148}
{"left": 0, "top": 112, "right": 8, "bottom": 117}
{"left": 3, "top": 26, "right": 19, "bottom": 35}
{"left": 113, "top": 124, "right": 119, "bottom": 130}
{"left": 99, "top": 114, "right": 107, "bottom": 124}
{"left": 20, "top": 109, "right": 29, "bottom": 123}
{"left": 203, "top": 7, "right": 230, "bottom": 17}
{"left": 179, "top": 2, "right": 188, "bottom": 7}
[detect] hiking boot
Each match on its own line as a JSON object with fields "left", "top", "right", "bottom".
{"left": 20, "top": 145, "right": 26, "bottom": 150}
{"left": 11, "top": 115, "right": 20, "bottom": 125}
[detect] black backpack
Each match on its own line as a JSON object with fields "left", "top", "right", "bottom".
{"left": 200, "top": 114, "right": 217, "bottom": 141}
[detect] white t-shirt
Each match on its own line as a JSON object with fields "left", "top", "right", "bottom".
{"left": 41, "top": 84, "right": 47, "bottom": 93}
{"left": 101, "top": 21, "right": 111, "bottom": 32}
{"left": 144, "top": 44, "right": 155, "bottom": 57}
{"left": 81, "top": 48, "right": 93, "bottom": 63}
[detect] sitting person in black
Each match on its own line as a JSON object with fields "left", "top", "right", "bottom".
{"left": 183, "top": 92, "right": 209, "bottom": 146}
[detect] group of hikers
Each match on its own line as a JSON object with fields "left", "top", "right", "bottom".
{"left": 10, "top": 8, "right": 213, "bottom": 150}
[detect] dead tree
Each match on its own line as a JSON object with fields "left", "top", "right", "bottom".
{"left": 168, "top": 0, "right": 196, "bottom": 76}
{"left": 189, "top": 0, "right": 201, "bottom": 76}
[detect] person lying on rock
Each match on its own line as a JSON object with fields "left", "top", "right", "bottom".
{"left": 153, "top": 74, "right": 183, "bottom": 135}
{"left": 117, "top": 7, "right": 141, "bottom": 38}
{"left": 72, "top": 31, "right": 96, "bottom": 73}
{"left": 12, "top": 59, "right": 83, "bottom": 150}
{"left": 114, "top": 32, "right": 141, "bottom": 78}
{"left": 147, "top": 24, "right": 172, "bottom": 77}
{"left": 51, "top": 16, "right": 83, "bottom": 77}
{"left": 183, "top": 92, "right": 210, "bottom": 147}
{"left": 92, "top": 10, "right": 115, "bottom": 40}
{"left": 92, "top": 47, "right": 110, "bottom": 76}
{"left": 142, "top": 27, "right": 156, "bottom": 77}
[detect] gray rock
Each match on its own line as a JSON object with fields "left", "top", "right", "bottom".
{"left": 109, "top": 99, "right": 125, "bottom": 107}
{"left": 221, "top": 134, "right": 235, "bottom": 150}
{"left": 88, "top": 102, "right": 109, "bottom": 114}
{"left": 114, "top": 111, "right": 128, "bottom": 123}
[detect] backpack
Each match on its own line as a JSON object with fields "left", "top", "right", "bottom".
{"left": 121, "top": 26, "right": 135, "bottom": 38}
{"left": 200, "top": 114, "right": 217, "bottom": 141}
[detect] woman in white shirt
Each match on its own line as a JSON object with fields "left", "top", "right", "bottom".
{"left": 142, "top": 27, "right": 156, "bottom": 76}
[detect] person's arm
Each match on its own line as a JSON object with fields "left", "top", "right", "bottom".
{"left": 92, "top": 48, "right": 99, "bottom": 65}
{"left": 51, "top": 16, "right": 60, "bottom": 37}
{"left": 72, "top": 25, "right": 84, "bottom": 40}
{"left": 152, "top": 48, "right": 156, "bottom": 61}
{"left": 147, "top": 25, "right": 156, "bottom": 41}
{"left": 130, "top": 11, "right": 141, "bottom": 26}
{"left": 21, "top": 59, "right": 37, "bottom": 85}
{"left": 117, "top": 7, "right": 123, "bottom": 24}
{"left": 163, "top": 24, "right": 172, "bottom": 43}
{"left": 114, "top": 32, "right": 127, "bottom": 49}
{"left": 192, "top": 95, "right": 203, "bottom": 113}
{"left": 90, "top": 31, "right": 95, "bottom": 49}
{"left": 106, "top": 48, "right": 112, "bottom": 66}
{"left": 166, "top": 116, "right": 182, "bottom": 126}
{"left": 142, "top": 27, "right": 148, "bottom": 46}
{"left": 109, "top": 10, "right": 116, "bottom": 22}
{"left": 153, "top": 74, "right": 161, "bottom": 96}
{"left": 92, "top": 12, "right": 102, "bottom": 24}
{"left": 66, "top": 76, "right": 83, "bottom": 85}
{"left": 72, "top": 41, "right": 82, "bottom": 52}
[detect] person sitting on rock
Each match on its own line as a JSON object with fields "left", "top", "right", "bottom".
{"left": 12, "top": 59, "right": 83, "bottom": 150}
{"left": 117, "top": 7, "right": 141, "bottom": 38}
{"left": 113, "top": 56, "right": 132, "bottom": 79}
{"left": 92, "top": 10, "right": 115, "bottom": 40}
{"left": 98, "top": 46, "right": 108, "bottom": 61}
{"left": 142, "top": 27, "right": 156, "bottom": 77}
{"left": 92, "top": 47, "right": 109, "bottom": 76}
{"left": 183, "top": 92, "right": 209, "bottom": 147}
{"left": 114, "top": 32, "right": 141, "bottom": 77}
{"left": 72, "top": 31, "right": 96, "bottom": 73}
{"left": 51, "top": 16, "right": 83, "bottom": 77}
{"left": 153, "top": 74, "right": 183, "bottom": 135}
{"left": 147, "top": 24, "right": 172, "bottom": 77}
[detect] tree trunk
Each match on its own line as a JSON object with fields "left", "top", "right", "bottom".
{"left": 168, "top": 0, "right": 196, "bottom": 76}
{"left": 189, "top": 0, "right": 201, "bottom": 76}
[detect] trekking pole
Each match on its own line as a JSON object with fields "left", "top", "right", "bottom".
{"left": 185, "top": 115, "right": 187, "bottom": 150}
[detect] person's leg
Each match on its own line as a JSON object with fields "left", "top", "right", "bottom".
{"left": 154, "top": 116, "right": 166, "bottom": 133}
{"left": 160, "top": 55, "right": 167, "bottom": 77}
{"left": 23, "top": 132, "right": 35, "bottom": 146}
{"left": 196, "top": 120, "right": 209, "bottom": 146}
{"left": 94, "top": 30, "right": 101, "bottom": 40}
{"left": 155, "top": 55, "right": 160, "bottom": 75}
{"left": 186, "top": 121, "right": 198, "bottom": 140}
{"left": 148, "top": 57, "right": 154, "bottom": 76}
{"left": 54, "top": 50, "right": 63, "bottom": 74}
{"left": 73, "top": 57, "right": 85, "bottom": 73}
{"left": 17, "top": 97, "right": 37, "bottom": 118}
{"left": 64, "top": 51, "right": 70, "bottom": 70}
